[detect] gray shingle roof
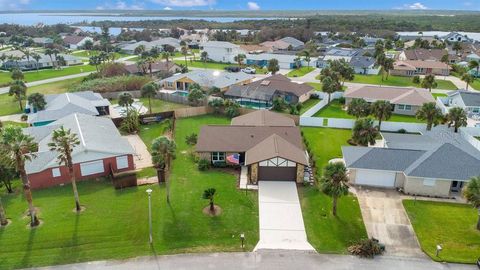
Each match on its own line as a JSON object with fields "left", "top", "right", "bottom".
{"left": 458, "top": 91, "right": 480, "bottom": 107}
{"left": 279, "top": 37, "right": 304, "bottom": 47}
{"left": 342, "top": 146, "right": 426, "bottom": 172}
{"left": 161, "top": 70, "right": 253, "bottom": 89}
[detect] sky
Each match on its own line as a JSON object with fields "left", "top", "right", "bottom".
{"left": 0, "top": 0, "right": 478, "bottom": 11}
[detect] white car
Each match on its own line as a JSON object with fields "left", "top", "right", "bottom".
{"left": 241, "top": 67, "right": 256, "bottom": 74}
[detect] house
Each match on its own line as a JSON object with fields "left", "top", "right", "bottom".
{"left": 344, "top": 86, "right": 435, "bottom": 116}
{"left": 27, "top": 91, "right": 111, "bottom": 126}
{"left": 399, "top": 49, "right": 449, "bottom": 62}
{"left": 32, "top": 37, "right": 53, "bottom": 47}
{"left": 24, "top": 113, "right": 135, "bottom": 189}
{"left": 260, "top": 37, "right": 304, "bottom": 51}
{"left": 316, "top": 48, "right": 379, "bottom": 74}
{"left": 120, "top": 38, "right": 181, "bottom": 54}
{"left": 199, "top": 41, "right": 244, "bottom": 63}
{"left": 441, "top": 32, "right": 473, "bottom": 43}
{"left": 158, "top": 70, "right": 254, "bottom": 92}
{"left": 391, "top": 60, "right": 450, "bottom": 77}
{"left": 0, "top": 51, "right": 83, "bottom": 71}
{"left": 196, "top": 110, "right": 308, "bottom": 183}
{"left": 245, "top": 53, "right": 310, "bottom": 69}
{"left": 239, "top": 44, "right": 272, "bottom": 54}
{"left": 224, "top": 74, "right": 314, "bottom": 109}
{"left": 63, "top": 35, "right": 94, "bottom": 49}
{"left": 440, "top": 90, "right": 480, "bottom": 115}
{"left": 124, "top": 61, "right": 181, "bottom": 75}
{"left": 342, "top": 130, "right": 480, "bottom": 197}
{"left": 349, "top": 56, "right": 379, "bottom": 75}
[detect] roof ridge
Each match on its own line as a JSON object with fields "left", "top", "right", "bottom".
{"left": 74, "top": 114, "right": 87, "bottom": 148}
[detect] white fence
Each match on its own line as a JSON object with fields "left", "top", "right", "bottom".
{"left": 301, "top": 91, "right": 344, "bottom": 117}
{"left": 435, "top": 97, "right": 450, "bottom": 114}
{"left": 460, "top": 127, "right": 480, "bottom": 152}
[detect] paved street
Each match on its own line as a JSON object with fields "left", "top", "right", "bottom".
{"left": 33, "top": 251, "right": 476, "bottom": 270}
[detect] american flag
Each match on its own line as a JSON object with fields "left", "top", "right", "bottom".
{"left": 226, "top": 153, "right": 240, "bottom": 164}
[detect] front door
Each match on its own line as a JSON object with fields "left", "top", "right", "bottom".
{"left": 450, "top": 181, "right": 464, "bottom": 192}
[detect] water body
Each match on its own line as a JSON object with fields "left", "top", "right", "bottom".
{"left": 0, "top": 13, "right": 277, "bottom": 26}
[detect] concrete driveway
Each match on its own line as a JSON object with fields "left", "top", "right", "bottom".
{"left": 255, "top": 181, "right": 314, "bottom": 251}
{"left": 123, "top": 134, "right": 152, "bottom": 170}
{"left": 355, "top": 188, "right": 424, "bottom": 258}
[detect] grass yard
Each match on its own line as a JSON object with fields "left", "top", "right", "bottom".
{"left": 299, "top": 127, "right": 367, "bottom": 252}
{"left": 287, "top": 66, "right": 315, "bottom": 78}
{"left": 0, "top": 64, "right": 96, "bottom": 85}
{"left": 471, "top": 79, "right": 480, "bottom": 91}
{"left": 307, "top": 82, "right": 346, "bottom": 91}
{"left": 0, "top": 77, "right": 82, "bottom": 116}
{"left": 111, "top": 97, "right": 189, "bottom": 114}
{"left": 432, "top": 93, "right": 447, "bottom": 99}
{"left": 71, "top": 50, "right": 129, "bottom": 59}
{"left": 312, "top": 100, "right": 425, "bottom": 123}
{"left": 138, "top": 121, "right": 169, "bottom": 149}
{"left": 0, "top": 115, "right": 258, "bottom": 269}
{"left": 351, "top": 74, "right": 458, "bottom": 90}
{"left": 403, "top": 200, "right": 480, "bottom": 263}
{"left": 299, "top": 98, "right": 321, "bottom": 115}
{"left": 174, "top": 60, "right": 231, "bottom": 70}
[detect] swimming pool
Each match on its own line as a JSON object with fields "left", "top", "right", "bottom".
{"left": 238, "top": 100, "right": 271, "bottom": 109}
{"left": 172, "top": 91, "right": 189, "bottom": 97}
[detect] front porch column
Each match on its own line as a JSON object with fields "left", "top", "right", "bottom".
{"left": 296, "top": 164, "right": 305, "bottom": 183}
{"left": 250, "top": 163, "right": 258, "bottom": 184}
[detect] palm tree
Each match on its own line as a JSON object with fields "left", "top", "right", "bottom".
{"left": 352, "top": 118, "right": 379, "bottom": 146}
{"left": 161, "top": 52, "right": 170, "bottom": 68}
{"left": 181, "top": 46, "right": 189, "bottom": 68}
{"left": 445, "top": 107, "right": 467, "bottom": 133}
{"left": 200, "top": 51, "right": 208, "bottom": 65}
{"left": 9, "top": 80, "right": 27, "bottom": 111}
{"left": 321, "top": 76, "right": 340, "bottom": 103}
{"left": 347, "top": 98, "right": 370, "bottom": 119}
{"left": 461, "top": 73, "right": 474, "bottom": 90}
{"left": 0, "top": 196, "right": 7, "bottom": 226}
{"left": 27, "top": 93, "right": 46, "bottom": 111}
{"left": 48, "top": 127, "right": 81, "bottom": 212}
{"left": 370, "top": 100, "right": 392, "bottom": 130}
{"left": 267, "top": 58, "right": 279, "bottom": 75}
{"left": 416, "top": 102, "right": 443, "bottom": 131}
{"left": 234, "top": 53, "right": 246, "bottom": 67}
{"left": 303, "top": 51, "right": 311, "bottom": 67}
{"left": 134, "top": 45, "right": 145, "bottom": 55}
{"left": 32, "top": 53, "right": 41, "bottom": 72}
{"left": 382, "top": 58, "right": 394, "bottom": 80}
{"left": 0, "top": 126, "right": 39, "bottom": 227}
{"left": 202, "top": 188, "right": 216, "bottom": 212}
{"left": 421, "top": 74, "right": 437, "bottom": 92}
{"left": 151, "top": 136, "right": 176, "bottom": 203}
{"left": 463, "top": 176, "right": 480, "bottom": 230}
{"left": 469, "top": 60, "right": 479, "bottom": 77}
{"left": 441, "top": 54, "right": 450, "bottom": 79}
{"left": 452, "top": 42, "right": 462, "bottom": 55}
{"left": 320, "top": 162, "right": 349, "bottom": 217}
{"left": 45, "top": 48, "right": 54, "bottom": 68}
{"left": 141, "top": 82, "right": 158, "bottom": 114}
{"left": 52, "top": 48, "right": 60, "bottom": 69}
{"left": 118, "top": 92, "right": 134, "bottom": 113}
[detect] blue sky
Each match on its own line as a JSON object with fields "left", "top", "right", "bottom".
{"left": 0, "top": 0, "right": 478, "bottom": 11}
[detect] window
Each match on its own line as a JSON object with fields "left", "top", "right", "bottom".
{"left": 116, "top": 156, "right": 129, "bottom": 170}
{"left": 473, "top": 107, "right": 480, "bottom": 113}
{"left": 52, "top": 168, "right": 61, "bottom": 178}
{"left": 398, "top": 104, "right": 412, "bottom": 111}
{"left": 211, "top": 152, "right": 225, "bottom": 162}
{"left": 167, "top": 82, "right": 173, "bottom": 88}
{"left": 423, "top": 178, "right": 436, "bottom": 186}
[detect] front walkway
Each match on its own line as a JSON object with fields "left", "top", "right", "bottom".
{"left": 255, "top": 181, "right": 314, "bottom": 251}
{"left": 123, "top": 134, "right": 152, "bottom": 169}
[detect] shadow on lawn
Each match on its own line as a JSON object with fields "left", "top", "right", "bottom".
{"left": 19, "top": 226, "right": 36, "bottom": 268}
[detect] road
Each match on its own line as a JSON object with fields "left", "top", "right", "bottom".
{"left": 0, "top": 72, "right": 94, "bottom": 94}
{"left": 33, "top": 251, "right": 476, "bottom": 270}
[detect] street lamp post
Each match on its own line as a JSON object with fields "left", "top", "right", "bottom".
{"left": 240, "top": 233, "right": 245, "bottom": 249}
{"left": 146, "top": 189, "right": 153, "bottom": 244}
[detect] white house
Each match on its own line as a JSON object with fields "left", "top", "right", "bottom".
{"left": 199, "top": 41, "right": 245, "bottom": 63}
{"left": 63, "top": 36, "right": 94, "bottom": 50}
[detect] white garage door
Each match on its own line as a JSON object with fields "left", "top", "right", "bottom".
{"left": 355, "top": 169, "right": 396, "bottom": 187}
{"left": 80, "top": 160, "right": 105, "bottom": 176}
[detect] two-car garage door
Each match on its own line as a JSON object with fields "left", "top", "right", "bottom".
{"left": 355, "top": 169, "right": 396, "bottom": 188}
{"left": 258, "top": 157, "right": 297, "bottom": 181}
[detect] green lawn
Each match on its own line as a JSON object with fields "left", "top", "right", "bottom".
{"left": 432, "top": 93, "right": 447, "bottom": 99}
{"left": 0, "top": 64, "right": 96, "bottom": 85}
{"left": 299, "top": 98, "right": 321, "bottom": 115}
{"left": 403, "top": 200, "right": 480, "bottom": 263}
{"left": 287, "top": 67, "right": 315, "bottom": 78}
{"left": 313, "top": 100, "right": 425, "bottom": 123}
{"left": 351, "top": 74, "right": 458, "bottom": 90}
{"left": 300, "top": 127, "right": 367, "bottom": 252}
{"left": 0, "top": 115, "right": 258, "bottom": 269}
{"left": 0, "top": 77, "right": 82, "bottom": 116}
{"left": 307, "top": 82, "right": 346, "bottom": 91}
{"left": 111, "top": 97, "right": 189, "bottom": 114}
{"left": 174, "top": 60, "right": 231, "bottom": 70}
{"left": 138, "top": 121, "right": 168, "bottom": 149}
{"left": 71, "top": 50, "right": 129, "bottom": 59}
{"left": 471, "top": 79, "right": 480, "bottom": 91}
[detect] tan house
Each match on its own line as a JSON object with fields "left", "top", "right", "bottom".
{"left": 344, "top": 86, "right": 435, "bottom": 116}
{"left": 196, "top": 110, "right": 308, "bottom": 184}
{"left": 158, "top": 70, "right": 254, "bottom": 92}
{"left": 342, "top": 131, "right": 480, "bottom": 198}
{"left": 391, "top": 60, "right": 450, "bottom": 77}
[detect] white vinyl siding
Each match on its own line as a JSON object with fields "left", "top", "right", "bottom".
{"left": 116, "top": 156, "right": 129, "bottom": 170}
{"left": 258, "top": 157, "right": 296, "bottom": 167}
{"left": 52, "top": 168, "right": 61, "bottom": 177}
{"left": 80, "top": 160, "right": 105, "bottom": 176}
{"left": 355, "top": 169, "right": 396, "bottom": 187}
{"left": 397, "top": 104, "right": 412, "bottom": 111}
{"left": 423, "top": 178, "right": 436, "bottom": 186}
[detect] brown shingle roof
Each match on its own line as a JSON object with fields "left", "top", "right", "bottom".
{"left": 63, "top": 35, "right": 86, "bottom": 45}
{"left": 231, "top": 110, "right": 295, "bottom": 127}
{"left": 404, "top": 49, "right": 447, "bottom": 61}
{"left": 344, "top": 86, "right": 435, "bottom": 106}
{"left": 196, "top": 125, "right": 303, "bottom": 153}
{"left": 245, "top": 134, "right": 308, "bottom": 165}
{"left": 396, "top": 60, "right": 449, "bottom": 70}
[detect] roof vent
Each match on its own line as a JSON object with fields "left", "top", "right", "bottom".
{"left": 260, "top": 80, "right": 271, "bottom": 86}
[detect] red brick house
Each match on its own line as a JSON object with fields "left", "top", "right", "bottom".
{"left": 24, "top": 113, "right": 135, "bottom": 189}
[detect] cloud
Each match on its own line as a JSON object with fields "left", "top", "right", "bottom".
{"left": 150, "top": 0, "right": 216, "bottom": 7}
{"left": 247, "top": 1, "right": 260, "bottom": 10}
{"left": 404, "top": 2, "right": 428, "bottom": 9}
{"left": 97, "top": 1, "right": 144, "bottom": 10}
{"left": 0, "top": 0, "right": 31, "bottom": 10}
{"left": 164, "top": 6, "right": 172, "bottom": 10}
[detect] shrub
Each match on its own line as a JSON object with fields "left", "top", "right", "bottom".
{"left": 198, "top": 159, "right": 211, "bottom": 171}
{"left": 348, "top": 238, "right": 384, "bottom": 258}
{"left": 397, "top": 128, "right": 407, "bottom": 133}
{"left": 338, "top": 96, "right": 346, "bottom": 105}
{"left": 310, "top": 93, "right": 320, "bottom": 99}
{"left": 185, "top": 133, "right": 198, "bottom": 145}
{"left": 69, "top": 75, "right": 152, "bottom": 93}
{"left": 120, "top": 109, "right": 140, "bottom": 134}
{"left": 99, "top": 62, "right": 128, "bottom": 78}
{"left": 20, "top": 114, "right": 28, "bottom": 121}
{"left": 412, "top": 75, "right": 421, "bottom": 84}
{"left": 224, "top": 101, "right": 240, "bottom": 118}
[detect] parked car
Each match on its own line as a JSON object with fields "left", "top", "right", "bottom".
{"left": 241, "top": 67, "right": 256, "bottom": 74}
{"left": 224, "top": 66, "right": 240, "bottom": 72}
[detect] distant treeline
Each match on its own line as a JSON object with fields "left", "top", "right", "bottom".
{"left": 84, "top": 14, "right": 480, "bottom": 33}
